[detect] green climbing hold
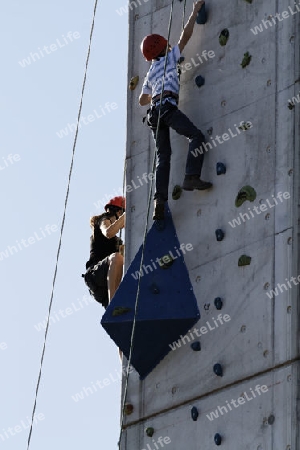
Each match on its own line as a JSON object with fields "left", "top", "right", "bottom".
{"left": 238, "top": 255, "right": 251, "bottom": 266}
{"left": 238, "top": 121, "right": 252, "bottom": 131}
{"left": 172, "top": 185, "right": 182, "bottom": 200}
{"left": 235, "top": 185, "right": 257, "bottom": 207}
{"left": 159, "top": 254, "right": 174, "bottom": 269}
{"left": 146, "top": 427, "right": 155, "bottom": 437}
{"left": 219, "top": 29, "right": 229, "bottom": 46}
{"left": 129, "top": 76, "right": 139, "bottom": 91}
{"left": 124, "top": 403, "right": 134, "bottom": 415}
{"left": 244, "top": 0, "right": 252, "bottom": 3}
{"left": 288, "top": 101, "right": 295, "bottom": 110}
{"left": 112, "top": 306, "right": 131, "bottom": 317}
{"left": 241, "top": 52, "right": 252, "bottom": 68}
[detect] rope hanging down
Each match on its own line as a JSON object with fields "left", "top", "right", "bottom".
{"left": 181, "top": 0, "right": 187, "bottom": 31}
{"left": 118, "top": 0, "right": 176, "bottom": 447}
{"left": 26, "top": 2, "right": 99, "bottom": 449}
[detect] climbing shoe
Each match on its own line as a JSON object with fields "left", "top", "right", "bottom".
{"left": 182, "top": 175, "right": 212, "bottom": 191}
{"left": 153, "top": 198, "right": 165, "bottom": 220}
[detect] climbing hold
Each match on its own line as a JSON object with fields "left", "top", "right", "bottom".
{"left": 124, "top": 404, "right": 134, "bottom": 415}
{"left": 244, "top": 0, "right": 252, "bottom": 3}
{"left": 129, "top": 76, "right": 139, "bottom": 90}
{"left": 150, "top": 283, "right": 160, "bottom": 294}
{"left": 241, "top": 52, "right": 252, "bottom": 68}
{"left": 238, "top": 121, "right": 252, "bottom": 131}
{"left": 213, "top": 363, "right": 223, "bottom": 377}
{"left": 214, "top": 433, "right": 222, "bottom": 446}
{"left": 268, "top": 415, "right": 275, "bottom": 425}
{"left": 195, "top": 75, "right": 205, "bottom": 88}
{"left": 178, "top": 56, "right": 185, "bottom": 64}
{"left": 191, "top": 406, "right": 199, "bottom": 421}
{"left": 235, "top": 185, "right": 257, "bottom": 207}
{"left": 215, "top": 229, "right": 225, "bottom": 242}
{"left": 112, "top": 306, "right": 131, "bottom": 317}
{"left": 196, "top": 2, "right": 207, "bottom": 24}
{"left": 159, "top": 254, "right": 174, "bottom": 269}
{"left": 288, "top": 101, "right": 295, "bottom": 110}
{"left": 214, "top": 297, "right": 223, "bottom": 310}
{"left": 216, "top": 162, "right": 226, "bottom": 175}
{"left": 190, "top": 341, "right": 201, "bottom": 351}
{"left": 219, "top": 29, "right": 229, "bottom": 46}
{"left": 172, "top": 185, "right": 183, "bottom": 200}
{"left": 238, "top": 255, "right": 251, "bottom": 266}
{"left": 146, "top": 427, "right": 155, "bottom": 437}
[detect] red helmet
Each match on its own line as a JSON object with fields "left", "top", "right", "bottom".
{"left": 105, "top": 196, "right": 126, "bottom": 211}
{"left": 141, "top": 34, "right": 168, "bottom": 61}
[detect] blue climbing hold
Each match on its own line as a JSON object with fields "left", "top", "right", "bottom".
{"left": 101, "top": 204, "right": 200, "bottom": 379}
{"left": 216, "top": 162, "right": 226, "bottom": 175}
{"left": 215, "top": 229, "right": 225, "bottom": 242}
{"left": 214, "top": 433, "right": 222, "bottom": 446}
{"left": 213, "top": 363, "right": 223, "bottom": 377}
{"left": 190, "top": 341, "right": 201, "bottom": 351}
{"left": 191, "top": 406, "right": 199, "bottom": 421}
{"left": 214, "top": 297, "right": 223, "bottom": 310}
{"left": 195, "top": 75, "right": 205, "bottom": 88}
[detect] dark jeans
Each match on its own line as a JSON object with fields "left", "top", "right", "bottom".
{"left": 147, "top": 101, "right": 205, "bottom": 201}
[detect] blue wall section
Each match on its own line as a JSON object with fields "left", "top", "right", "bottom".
{"left": 101, "top": 205, "right": 200, "bottom": 378}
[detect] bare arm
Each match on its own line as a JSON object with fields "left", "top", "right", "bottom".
{"left": 100, "top": 213, "right": 125, "bottom": 239}
{"left": 178, "top": 1, "right": 204, "bottom": 53}
{"left": 139, "top": 93, "right": 152, "bottom": 106}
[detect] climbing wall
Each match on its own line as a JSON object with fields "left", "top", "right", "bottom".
{"left": 120, "top": 0, "right": 300, "bottom": 448}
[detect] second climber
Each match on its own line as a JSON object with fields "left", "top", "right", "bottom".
{"left": 83, "top": 196, "right": 125, "bottom": 309}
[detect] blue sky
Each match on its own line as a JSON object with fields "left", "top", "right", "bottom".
{"left": 0, "top": 1, "right": 130, "bottom": 448}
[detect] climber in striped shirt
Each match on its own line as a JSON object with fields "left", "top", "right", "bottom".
{"left": 139, "top": 1, "right": 212, "bottom": 220}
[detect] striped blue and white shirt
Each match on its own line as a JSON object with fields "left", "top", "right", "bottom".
{"left": 142, "top": 45, "right": 181, "bottom": 105}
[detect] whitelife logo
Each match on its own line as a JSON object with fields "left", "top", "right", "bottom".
{"left": 0, "top": 342, "right": 7, "bottom": 351}
{"left": 56, "top": 102, "right": 118, "bottom": 139}
{"left": 169, "top": 314, "right": 231, "bottom": 351}
{"left": 34, "top": 294, "right": 93, "bottom": 332}
{"left": 191, "top": 121, "right": 253, "bottom": 157}
{"left": 71, "top": 365, "right": 135, "bottom": 402}
{"left": 0, "top": 414, "right": 45, "bottom": 442}
{"left": 141, "top": 436, "right": 171, "bottom": 450}
{"left": 0, "top": 224, "right": 58, "bottom": 262}
{"left": 206, "top": 384, "right": 269, "bottom": 422}
{"left": 0, "top": 153, "right": 21, "bottom": 172}
{"left": 228, "top": 191, "right": 290, "bottom": 228}
{"left": 266, "top": 274, "right": 300, "bottom": 299}
{"left": 131, "top": 243, "right": 193, "bottom": 280}
{"left": 250, "top": 3, "right": 300, "bottom": 35}
{"left": 288, "top": 90, "right": 300, "bottom": 108}
{"left": 18, "top": 32, "right": 80, "bottom": 68}
{"left": 93, "top": 172, "right": 155, "bottom": 210}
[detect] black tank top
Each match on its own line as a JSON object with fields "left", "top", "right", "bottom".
{"left": 86, "top": 213, "right": 122, "bottom": 269}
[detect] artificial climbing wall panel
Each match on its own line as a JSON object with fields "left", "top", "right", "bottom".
{"left": 123, "top": 0, "right": 300, "bottom": 448}
{"left": 120, "top": 364, "right": 299, "bottom": 450}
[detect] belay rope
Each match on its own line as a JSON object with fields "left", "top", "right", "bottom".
{"left": 117, "top": 0, "right": 176, "bottom": 448}
{"left": 26, "top": 1, "right": 99, "bottom": 449}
